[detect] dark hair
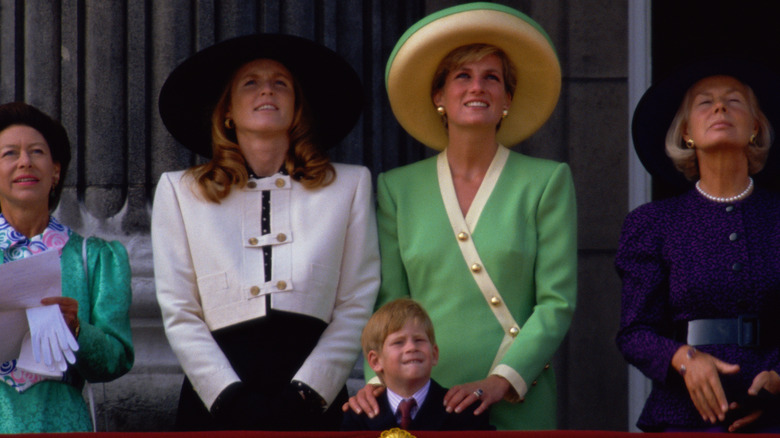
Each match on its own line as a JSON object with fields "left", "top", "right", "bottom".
{"left": 0, "top": 102, "right": 71, "bottom": 211}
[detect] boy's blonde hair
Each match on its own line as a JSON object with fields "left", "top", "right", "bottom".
{"left": 361, "top": 298, "right": 436, "bottom": 357}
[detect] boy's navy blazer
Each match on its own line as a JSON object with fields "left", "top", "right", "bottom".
{"left": 341, "top": 379, "right": 494, "bottom": 431}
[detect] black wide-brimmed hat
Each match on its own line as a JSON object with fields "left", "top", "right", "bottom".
{"left": 632, "top": 57, "right": 780, "bottom": 189}
{"left": 159, "top": 33, "right": 363, "bottom": 157}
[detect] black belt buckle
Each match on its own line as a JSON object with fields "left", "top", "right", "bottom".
{"left": 738, "top": 314, "right": 760, "bottom": 348}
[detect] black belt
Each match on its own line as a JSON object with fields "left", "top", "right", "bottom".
{"left": 680, "top": 315, "right": 779, "bottom": 348}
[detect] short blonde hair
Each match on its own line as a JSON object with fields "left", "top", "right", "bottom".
{"left": 665, "top": 77, "right": 773, "bottom": 180}
{"left": 431, "top": 44, "right": 517, "bottom": 130}
{"left": 186, "top": 60, "right": 335, "bottom": 203}
{"left": 361, "top": 299, "right": 436, "bottom": 358}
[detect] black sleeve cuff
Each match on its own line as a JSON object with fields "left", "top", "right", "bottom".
{"left": 290, "top": 380, "right": 326, "bottom": 412}
{"left": 210, "top": 381, "right": 247, "bottom": 418}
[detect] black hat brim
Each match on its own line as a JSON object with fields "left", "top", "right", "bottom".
{"left": 631, "top": 57, "right": 780, "bottom": 190}
{"left": 158, "top": 34, "right": 363, "bottom": 157}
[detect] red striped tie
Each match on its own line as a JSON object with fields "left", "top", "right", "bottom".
{"left": 398, "top": 398, "right": 416, "bottom": 430}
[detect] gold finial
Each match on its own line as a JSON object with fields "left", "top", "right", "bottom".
{"left": 380, "top": 428, "right": 416, "bottom": 438}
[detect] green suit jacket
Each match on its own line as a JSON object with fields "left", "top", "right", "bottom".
{"left": 372, "top": 149, "right": 577, "bottom": 430}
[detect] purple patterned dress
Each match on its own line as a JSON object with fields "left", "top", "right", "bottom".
{"left": 616, "top": 187, "right": 780, "bottom": 431}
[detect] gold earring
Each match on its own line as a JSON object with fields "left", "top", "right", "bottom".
{"left": 436, "top": 106, "right": 445, "bottom": 116}
{"left": 224, "top": 118, "right": 234, "bottom": 129}
{"left": 749, "top": 133, "right": 758, "bottom": 146}
{"left": 502, "top": 109, "right": 509, "bottom": 119}
{"left": 685, "top": 138, "right": 695, "bottom": 149}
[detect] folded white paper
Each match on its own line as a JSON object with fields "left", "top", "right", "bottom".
{"left": 0, "top": 309, "right": 29, "bottom": 363}
{"left": 0, "top": 249, "right": 76, "bottom": 374}
{"left": 0, "top": 249, "right": 61, "bottom": 309}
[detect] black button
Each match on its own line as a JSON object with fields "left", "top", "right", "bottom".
{"left": 732, "top": 262, "right": 743, "bottom": 271}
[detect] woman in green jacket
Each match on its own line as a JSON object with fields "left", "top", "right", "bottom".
{"left": 0, "top": 102, "right": 133, "bottom": 433}
{"left": 345, "top": 3, "right": 576, "bottom": 430}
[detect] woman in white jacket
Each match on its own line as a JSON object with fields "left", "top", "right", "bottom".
{"left": 152, "top": 34, "right": 380, "bottom": 431}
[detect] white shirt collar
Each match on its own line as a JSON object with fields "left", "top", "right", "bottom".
{"left": 387, "top": 379, "right": 431, "bottom": 421}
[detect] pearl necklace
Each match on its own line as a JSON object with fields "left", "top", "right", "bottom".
{"left": 695, "top": 177, "right": 754, "bottom": 203}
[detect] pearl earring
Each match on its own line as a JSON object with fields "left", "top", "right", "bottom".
{"left": 502, "top": 109, "right": 509, "bottom": 119}
{"left": 436, "top": 106, "right": 445, "bottom": 116}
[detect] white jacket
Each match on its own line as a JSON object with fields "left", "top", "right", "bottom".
{"left": 152, "top": 164, "right": 380, "bottom": 409}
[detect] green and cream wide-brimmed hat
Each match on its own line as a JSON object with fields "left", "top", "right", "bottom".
{"left": 385, "top": 2, "right": 561, "bottom": 150}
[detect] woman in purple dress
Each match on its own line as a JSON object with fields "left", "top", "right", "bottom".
{"left": 617, "top": 58, "right": 780, "bottom": 433}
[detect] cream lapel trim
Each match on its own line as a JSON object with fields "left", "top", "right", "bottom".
{"left": 438, "top": 146, "right": 509, "bottom": 231}
{"left": 437, "top": 146, "right": 520, "bottom": 371}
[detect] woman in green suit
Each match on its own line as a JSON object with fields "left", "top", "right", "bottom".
{"left": 0, "top": 102, "right": 133, "bottom": 433}
{"left": 344, "top": 3, "right": 577, "bottom": 430}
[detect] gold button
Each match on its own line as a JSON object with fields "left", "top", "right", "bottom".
{"left": 490, "top": 296, "right": 501, "bottom": 306}
{"left": 509, "top": 326, "right": 519, "bottom": 337}
{"left": 248, "top": 237, "right": 259, "bottom": 245}
{"left": 470, "top": 263, "right": 482, "bottom": 273}
{"left": 247, "top": 181, "right": 257, "bottom": 189}
{"left": 532, "top": 380, "right": 537, "bottom": 386}
{"left": 544, "top": 363, "right": 551, "bottom": 370}
{"left": 276, "top": 233, "right": 287, "bottom": 242}
{"left": 276, "top": 280, "right": 287, "bottom": 290}
{"left": 275, "top": 178, "right": 285, "bottom": 188}
{"left": 457, "top": 232, "right": 469, "bottom": 241}
{"left": 250, "top": 286, "right": 260, "bottom": 296}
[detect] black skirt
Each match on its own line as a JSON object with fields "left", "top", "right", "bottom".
{"left": 175, "top": 308, "right": 348, "bottom": 431}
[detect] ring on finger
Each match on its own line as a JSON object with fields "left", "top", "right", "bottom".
{"left": 473, "top": 388, "right": 484, "bottom": 399}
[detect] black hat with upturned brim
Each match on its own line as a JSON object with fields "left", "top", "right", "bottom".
{"left": 159, "top": 33, "right": 363, "bottom": 157}
{"left": 631, "top": 57, "right": 780, "bottom": 190}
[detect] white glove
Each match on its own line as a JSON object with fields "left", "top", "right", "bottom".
{"left": 23, "top": 305, "right": 78, "bottom": 370}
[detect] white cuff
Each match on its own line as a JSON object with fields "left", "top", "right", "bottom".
{"left": 491, "top": 364, "right": 528, "bottom": 402}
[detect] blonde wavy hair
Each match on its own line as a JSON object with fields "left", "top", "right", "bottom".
{"left": 665, "top": 78, "right": 773, "bottom": 181}
{"left": 186, "top": 62, "right": 335, "bottom": 203}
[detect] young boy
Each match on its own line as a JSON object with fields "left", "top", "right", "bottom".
{"left": 341, "top": 298, "right": 493, "bottom": 431}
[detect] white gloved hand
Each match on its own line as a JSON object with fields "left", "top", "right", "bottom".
{"left": 25, "top": 305, "right": 79, "bottom": 369}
